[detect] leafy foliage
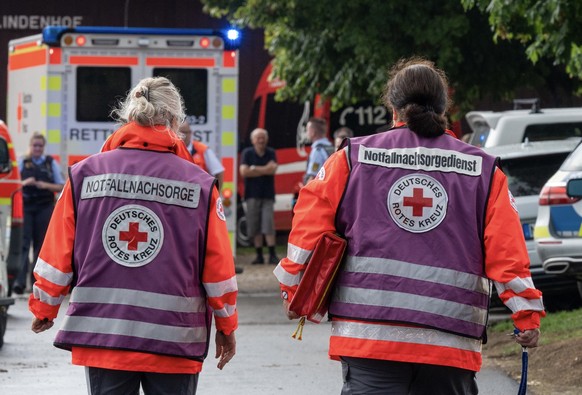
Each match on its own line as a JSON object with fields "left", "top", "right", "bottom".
{"left": 203, "top": 0, "right": 579, "bottom": 111}
{"left": 463, "top": 0, "right": 582, "bottom": 82}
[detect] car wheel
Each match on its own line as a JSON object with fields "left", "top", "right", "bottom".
{"left": 0, "top": 305, "right": 7, "bottom": 349}
{"left": 236, "top": 214, "right": 251, "bottom": 247}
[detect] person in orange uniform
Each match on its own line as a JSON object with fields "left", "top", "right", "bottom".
{"left": 28, "top": 76, "right": 237, "bottom": 395}
{"left": 274, "top": 58, "right": 544, "bottom": 394}
{"left": 178, "top": 121, "right": 225, "bottom": 191}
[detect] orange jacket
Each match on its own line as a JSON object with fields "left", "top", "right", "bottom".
{"left": 190, "top": 141, "right": 209, "bottom": 173}
{"left": 275, "top": 131, "right": 545, "bottom": 372}
{"left": 29, "top": 123, "right": 237, "bottom": 374}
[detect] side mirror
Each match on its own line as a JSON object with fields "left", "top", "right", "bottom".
{"left": 0, "top": 137, "right": 11, "bottom": 174}
{"left": 566, "top": 178, "right": 582, "bottom": 198}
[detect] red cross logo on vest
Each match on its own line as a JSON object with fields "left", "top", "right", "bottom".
{"left": 403, "top": 188, "right": 433, "bottom": 217}
{"left": 119, "top": 222, "right": 148, "bottom": 250}
{"left": 102, "top": 204, "right": 164, "bottom": 267}
{"left": 387, "top": 174, "right": 449, "bottom": 233}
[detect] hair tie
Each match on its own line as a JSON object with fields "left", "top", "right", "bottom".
{"left": 135, "top": 88, "right": 150, "bottom": 102}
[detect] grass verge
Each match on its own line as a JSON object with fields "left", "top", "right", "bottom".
{"left": 489, "top": 307, "right": 582, "bottom": 344}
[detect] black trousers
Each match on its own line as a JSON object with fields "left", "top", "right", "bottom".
{"left": 86, "top": 367, "right": 199, "bottom": 395}
{"left": 15, "top": 201, "right": 54, "bottom": 288}
{"left": 340, "top": 357, "right": 478, "bottom": 395}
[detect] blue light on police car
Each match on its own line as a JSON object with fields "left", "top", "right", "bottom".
{"left": 227, "top": 29, "right": 240, "bottom": 41}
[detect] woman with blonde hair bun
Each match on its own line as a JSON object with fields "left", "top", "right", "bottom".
{"left": 112, "top": 76, "right": 186, "bottom": 133}
{"left": 100, "top": 76, "right": 192, "bottom": 158}
{"left": 28, "top": 76, "right": 238, "bottom": 394}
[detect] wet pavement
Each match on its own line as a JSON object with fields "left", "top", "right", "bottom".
{"left": 0, "top": 256, "right": 524, "bottom": 394}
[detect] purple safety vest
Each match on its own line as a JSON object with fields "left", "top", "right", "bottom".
{"left": 331, "top": 127, "right": 498, "bottom": 339}
{"left": 54, "top": 148, "right": 215, "bottom": 360}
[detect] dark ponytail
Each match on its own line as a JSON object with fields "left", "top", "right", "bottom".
{"left": 382, "top": 57, "right": 450, "bottom": 138}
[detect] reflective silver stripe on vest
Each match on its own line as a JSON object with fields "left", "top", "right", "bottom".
{"left": 331, "top": 320, "right": 482, "bottom": 352}
{"left": 32, "top": 283, "right": 66, "bottom": 306}
{"left": 204, "top": 276, "right": 238, "bottom": 298}
{"left": 503, "top": 294, "right": 545, "bottom": 314}
{"left": 60, "top": 315, "right": 206, "bottom": 343}
{"left": 494, "top": 276, "right": 535, "bottom": 295}
{"left": 70, "top": 287, "right": 205, "bottom": 313}
{"left": 273, "top": 263, "right": 302, "bottom": 287}
{"left": 213, "top": 303, "right": 236, "bottom": 318}
{"left": 344, "top": 256, "right": 489, "bottom": 294}
{"left": 286, "top": 243, "right": 312, "bottom": 265}
{"left": 333, "top": 286, "right": 487, "bottom": 325}
{"left": 34, "top": 258, "right": 74, "bottom": 286}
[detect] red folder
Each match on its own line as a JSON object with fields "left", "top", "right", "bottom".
{"left": 289, "top": 232, "right": 347, "bottom": 325}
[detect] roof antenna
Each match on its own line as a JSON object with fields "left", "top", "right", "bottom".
{"left": 513, "top": 98, "right": 541, "bottom": 114}
{"left": 124, "top": 0, "right": 131, "bottom": 27}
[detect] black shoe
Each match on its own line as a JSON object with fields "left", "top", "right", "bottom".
{"left": 13, "top": 285, "right": 24, "bottom": 295}
{"left": 235, "top": 266, "right": 244, "bottom": 274}
{"left": 251, "top": 256, "right": 264, "bottom": 265}
{"left": 269, "top": 255, "right": 280, "bottom": 264}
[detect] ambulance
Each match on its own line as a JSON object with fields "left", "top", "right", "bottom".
{"left": 7, "top": 25, "right": 241, "bottom": 249}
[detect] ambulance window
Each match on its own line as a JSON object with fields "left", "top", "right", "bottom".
{"left": 153, "top": 68, "right": 208, "bottom": 124}
{"left": 76, "top": 67, "right": 131, "bottom": 122}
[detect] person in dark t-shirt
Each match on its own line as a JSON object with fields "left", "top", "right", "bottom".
{"left": 239, "top": 128, "right": 279, "bottom": 264}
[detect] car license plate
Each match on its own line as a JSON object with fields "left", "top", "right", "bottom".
{"left": 522, "top": 222, "right": 534, "bottom": 240}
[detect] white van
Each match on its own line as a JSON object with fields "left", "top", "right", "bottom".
{"left": 466, "top": 100, "right": 582, "bottom": 148}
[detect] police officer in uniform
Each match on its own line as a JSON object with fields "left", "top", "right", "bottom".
{"left": 303, "top": 117, "right": 333, "bottom": 184}
{"left": 13, "top": 132, "right": 64, "bottom": 294}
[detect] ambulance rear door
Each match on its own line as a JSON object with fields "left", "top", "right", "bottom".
{"left": 56, "top": 32, "right": 139, "bottom": 169}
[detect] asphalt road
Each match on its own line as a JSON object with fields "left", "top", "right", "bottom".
{"left": 0, "top": 292, "right": 524, "bottom": 395}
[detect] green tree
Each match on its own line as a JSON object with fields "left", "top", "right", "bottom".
{"left": 462, "top": 0, "right": 582, "bottom": 82}
{"left": 203, "top": 0, "right": 578, "bottom": 111}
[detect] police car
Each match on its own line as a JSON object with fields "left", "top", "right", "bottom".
{"left": 535, "top": 141, "right": 582, "bottom": 300}
{"left": 484, "top": 139, "right": 582, "bottom": 307}
{"left": 466, "top": 99, "right": 582, "bottom": 148}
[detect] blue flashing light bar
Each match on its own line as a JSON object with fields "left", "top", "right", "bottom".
{"left": 42, "top": 26, "right": 242, "bottom": 50}
{"left": 227, "top": 29, "right": 240, "bottom": 41}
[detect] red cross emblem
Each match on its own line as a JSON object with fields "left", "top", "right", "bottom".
{"left": 403, "top": 188, "right": 433, "bottom": 217}
{"left": 119, "top": 222, "right": 148, "bottom": 250}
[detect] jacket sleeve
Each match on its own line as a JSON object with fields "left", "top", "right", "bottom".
{"left": 274, "top": 148, "right": 350, "bottom": 300}
{"left": 484, "top": 167, "right": 546, "bottom": 330}
{"left": 28, "top": 180, "right": 76, "bottom": 320}
{"left": 202, "top": 186, "right": 238, "bottom": 335}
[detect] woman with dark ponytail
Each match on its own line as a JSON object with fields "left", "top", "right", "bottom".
{"left": 383, "top": 57, "right": 450, "bottom": 137}
{"left": 276, "top": 57, "right": 544, "bottom": 394}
